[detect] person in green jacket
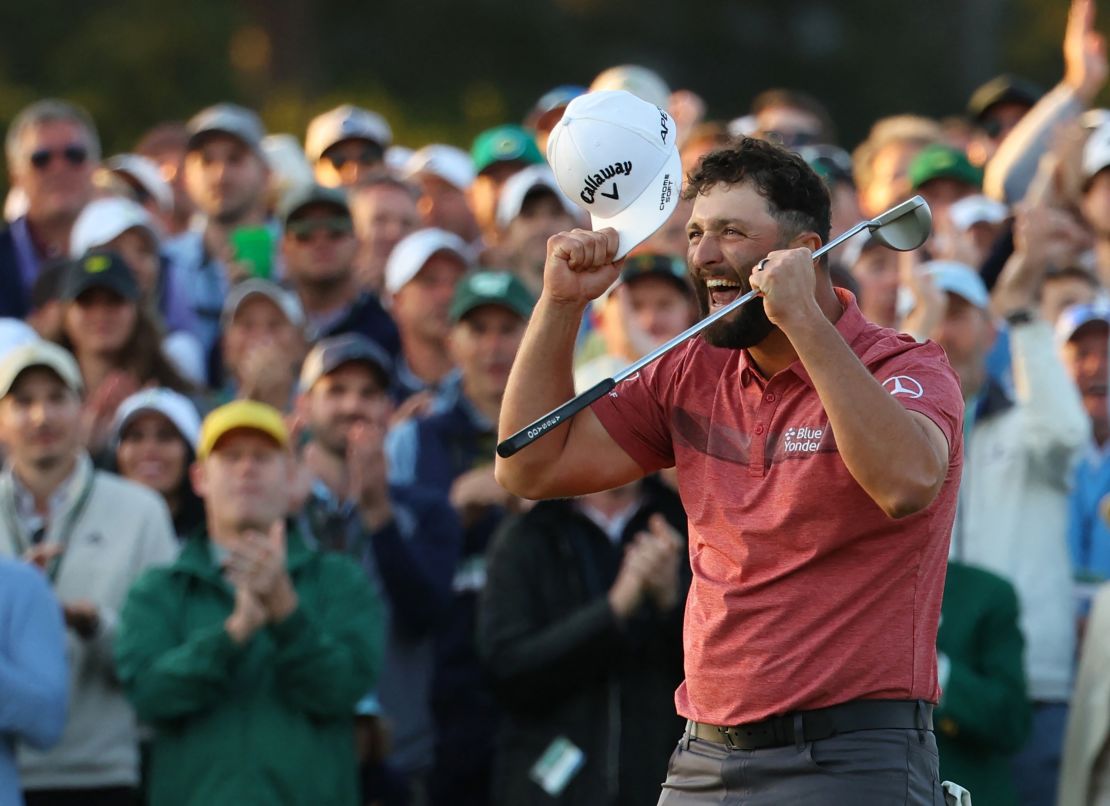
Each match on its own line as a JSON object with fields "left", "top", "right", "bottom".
{"left": 935, "top": 561, "right": 1032, "bottom": 806}
{"left": 115, "top": 399, "right": 385, "bottom": 806}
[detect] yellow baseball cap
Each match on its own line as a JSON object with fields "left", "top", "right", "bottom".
{"left": 197, "top": 400, "right": 289, "bottom": 460}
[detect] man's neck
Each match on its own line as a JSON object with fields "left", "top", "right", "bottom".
{"left": 296, "top": 274, "right": 357, "bottom": 317}
{"left": 400, "top": 329, "right": 455, "bottom": 385}
{"left": 1095, "top": 421, "right": 1110, "bottom": 449}
{"left": 13, "top": 453, "right": 78, "bottom": 515}
{"left": 747, "top": 286, "right": 845, "bottom": 379}
{"left": 1096, "top": 238, "right": 1110, "bottom": 289}
{"left": 462, "top": 379, "right": 502, "bottom": 424}
{"left": 203, "top": 210, "right": 266, "bottom": 258}
{"left": 26, "top": 213, "right": 75, "bottom": 259}
{"left": 303, "top": 441, "right": 347, "bottom": 498}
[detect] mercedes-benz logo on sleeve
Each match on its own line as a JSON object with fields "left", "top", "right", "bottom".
{"left": 883, "top": 375, "right": 924, "bottom": 398}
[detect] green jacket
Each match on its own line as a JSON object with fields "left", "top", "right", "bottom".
{"left": 115, "top": 527, "right": 384, "bottom": 806}
{"left": 935, "top": 561, "right": 1031, "bottom": 806}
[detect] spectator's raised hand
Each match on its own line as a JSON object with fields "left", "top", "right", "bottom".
{"left": 227, "top": 520, "right": 298, "bottom": 621}
{"left": 631, "top": 514, "right": 683, "bottom": 611}
{"left": 81, "top": 370, "right": 140, "bottom": 453}
{"left": 1064, "top": 0, "right": 1108, "bottom": 103}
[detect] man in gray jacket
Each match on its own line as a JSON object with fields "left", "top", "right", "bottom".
{"left": 0, "top": 341, "right": 177, "bottom": 805}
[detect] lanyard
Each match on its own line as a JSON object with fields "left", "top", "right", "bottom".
{"left": 4, "top": 470, "right": 96, "bottom": 582}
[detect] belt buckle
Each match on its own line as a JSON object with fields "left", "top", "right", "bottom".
{"left": 716, "top": 725, "right": 737, "bottom": 749}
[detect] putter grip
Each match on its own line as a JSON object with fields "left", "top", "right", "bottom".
{"left": 496, "top": 378, "right": 617, "bottom": 458}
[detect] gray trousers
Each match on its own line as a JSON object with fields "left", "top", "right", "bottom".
{"left": 657, "top": 726, "right": 945, "bottom": 805}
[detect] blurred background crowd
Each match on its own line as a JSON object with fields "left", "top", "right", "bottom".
{"left": 4, "top": 1, "right": 1110, "bottom": 805}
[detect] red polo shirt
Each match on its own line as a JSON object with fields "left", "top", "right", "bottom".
{"left": 591, "top": 290, "right": 963, "bottom": 725}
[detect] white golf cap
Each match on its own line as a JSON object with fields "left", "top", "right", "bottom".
{"left": 495, "top": 164, "right": 579, "bottom": 230}
{"left": 221, "top": 279, "right": 306, "bottom": 330}
{"left": 403, "top": 144, "right": 476, "bottom": 191}
{"left": 589, "top": 65, "right": 671, "bottom": 109}
{"left": 0, "top": 341, "right": 83, "bottom": 398}
{"left": 305, "top": 104, "right": 392, "bottom": 162}
{"left": 924, "top": 260, "right": 990, "bottom": 310}
{"left": 0, "top": 318, "right": 38, "bottom": 361}
{"left": 547, "top": 90, "right": 682, "bottom": 260}
{"left": 385, "top": 145, "right": 414, "bottom": 174}
{"left": 1084, "top": 122, "right": 1110, "bottom": 183}
{"left": 70, "top": 196, "right": 160, "bottom": 258}
{"left": 261, "top": 134, "right": 315, "bottom": 194}
{"left": 947, "top": 194, "right": 1008, "bottom": 232}
{"left": 188, "top": 103, "right": 266, "bottom": 155}
{"left": 112, "top": 387, "right": 202, "bottom": 451}
{"left": 105, "top": 154, "right": 173, "bottom": 213}
{"left": 384, "top": 228, "right": 471, "bottom": 295}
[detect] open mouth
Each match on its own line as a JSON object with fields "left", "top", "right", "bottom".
{"left": 705, "top": 277, "right": 745, "bottom": 311}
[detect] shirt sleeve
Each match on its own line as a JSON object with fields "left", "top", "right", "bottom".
{"left": 589, "top": 348, "right": 681, "bottom": 473}
{"left": 870, "top": 339, "right": 965, "bottom": 458}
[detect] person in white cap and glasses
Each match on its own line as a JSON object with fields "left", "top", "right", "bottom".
{"left": 402, "top": 145, "right": 481, "bottom": 246}
{"left": 0, "top": 340, "right": 177, "bottom": 806}
{"left": 112, "top": 387, "right": 205, "bottom": 540}
{"left": 1079, "top": 121, "right": 1110, "bottom": 287}
{"left": 922, "top": 257, "right": 1089, "bottom": 802}
{"left": 306, "top": 104, "right": 392, "bottom": 189}
{"left": 216, "top": 278, "right": 308, "bottom": 411}
{"left": 487, "top": 164, "right": 581, "bottom": 296}
{"left": 348, "top": 176, "right": 422, "bottom": 295}
{"left": 384, "top": 228, "right": 471, "bottom": 402}
{"left": 163, "top": 103, "right": 274, "bottom": 356}
{"left": 499, "top": 102, "right": 965, "bottom": 799}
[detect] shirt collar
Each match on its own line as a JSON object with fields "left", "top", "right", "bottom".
{"left": 738, "top": 287, "right": 860, "bottom": 389}
{"left": 9, "top": 453, "right": 91, "bottom": 531}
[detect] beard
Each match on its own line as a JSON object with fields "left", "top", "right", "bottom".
{"left": 694, "top": 276, "right": 778, "bottom": 349}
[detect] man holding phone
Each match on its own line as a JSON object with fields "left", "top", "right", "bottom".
{"left": 163, "top": 103, "right": 276, "bottom": 358}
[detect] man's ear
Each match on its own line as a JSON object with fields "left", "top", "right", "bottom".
{"left": 189, "top": 461, "right": 207, "bottom": 499}
{"left": 790, "top": 231, "right": 823, "bottom": 254}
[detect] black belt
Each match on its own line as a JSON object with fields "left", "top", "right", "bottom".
{"left": 689, "top": 699, "right": 933, "bottom": 750}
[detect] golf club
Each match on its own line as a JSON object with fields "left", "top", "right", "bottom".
{"left": 496, "top": 195, "right": 933, "bottom": 459}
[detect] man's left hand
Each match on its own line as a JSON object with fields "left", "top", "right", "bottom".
{"left": 227, "top": 521, "right": 298, "bottom": 621}
{"left": 63, "top": 600, "right": 100, "bottom": 640}
{"left": 748, "top": 247, "right": 820, "bottom": 332}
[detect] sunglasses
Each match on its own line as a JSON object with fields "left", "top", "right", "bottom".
{"left": 29, "top": 144, "right": 89, "bottom": 170}
{"left": 288, "top": 217, "right": 353, "bottom": 242}
{"left": 324, "top": 145, "right": 383, "bottom": 171}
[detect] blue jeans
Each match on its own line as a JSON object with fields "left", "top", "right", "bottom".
{"left": 1010, "top": 701, "right": 1068, "bottom": 806}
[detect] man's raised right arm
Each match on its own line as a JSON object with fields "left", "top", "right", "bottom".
{"left": 495, "top": 228, "right": 645, "bottom": 499}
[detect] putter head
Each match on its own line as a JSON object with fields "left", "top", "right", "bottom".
{"left": 868, "top": 195, "right": 932, "bottom": 251}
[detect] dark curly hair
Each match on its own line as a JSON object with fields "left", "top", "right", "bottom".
{"left": 683, "top": 137, "right": 831, "bottom": 246}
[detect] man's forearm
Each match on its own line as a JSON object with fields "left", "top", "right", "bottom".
{"left": 496, "top": 295, "right": 585, "bottom": 482}
{"left": 786, "top": 317, "right": 948, "bottom": 518}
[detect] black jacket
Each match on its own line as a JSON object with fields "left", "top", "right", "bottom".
{"left": 0, "top": 225, "right": 29, "bottom": 319}
{"left": 477, "top": 478, "right": 689, "bottom": 806}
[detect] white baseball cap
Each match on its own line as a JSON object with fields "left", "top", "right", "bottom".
{"left": 495, "top": 164, "right": 579, "bottom": 230}
{"left": 221, "top": 279, "right": 306, "bottom": 330}
{"left": 924, "top": 260, "right": 990, "bottom": 310}
{"left": 305, "top": 104, "right": 392, "bottom": 162}
{"left": 70, "top": 196, "right": 160, "bottom": 258}
{"left": 0, "top": 341, "right": 83, "bottom": 398}
{"left": 384, "top": 228, "right": 470, "bottom": 295}
{"left": 1084, "top": 122, "right": 1110, "bottom": 183}
{"left": 547, "top": 90, "right": 682, "bottom": 260}
{"left": 105, "top": 154, "right": 173, "bottom": 213}
{"left": 589, "top": 65, "right": 671, "bottom": 109}
{"left": 402, "top": 144, "right": 476, "bottom": 191}
{"left": 112, "top": 387, "right": 202, "bottom": 451}
{"left": 947, "top": 194, "right": 1008, "bottom": 232}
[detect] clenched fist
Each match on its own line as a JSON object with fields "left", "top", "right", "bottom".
{"left": 543, "top": 228, "right": 622, "bottom": 307}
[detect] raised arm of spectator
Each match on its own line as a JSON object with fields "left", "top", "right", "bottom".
{"left": 0, "top": 563, "right": 68, "bottom": 750}
{"left": 985, "top": 0, "right": 1107, "bottom": 204}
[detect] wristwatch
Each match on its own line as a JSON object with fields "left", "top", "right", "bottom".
{"left": 1003, "top": 308, "right": 1035, "bottom": 326}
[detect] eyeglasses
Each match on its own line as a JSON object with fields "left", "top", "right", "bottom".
{"left": 288, "top": 217, "right": 353, "bottom": 242}
{"left": 324, "top": 145, "right": 383, "bottom": 171}
{"left": 29, "top": 145, "right": 89, "bottom": 171}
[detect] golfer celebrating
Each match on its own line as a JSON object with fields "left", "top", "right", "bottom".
{"left": 496, "top": 94, "right": 963, "bottom": 803}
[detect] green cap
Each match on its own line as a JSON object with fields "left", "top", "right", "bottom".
{"left": 450, "top": 270, "right": 536, "bottom": 323}
{"left": 471, "top": 125, "right": 544, "bottom": 175}
{"left": 908, "top": 144, "right": 982, "bottom": 191}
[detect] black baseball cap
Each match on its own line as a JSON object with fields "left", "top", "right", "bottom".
{"left": 299, "top": 333, "right": 393, "bottom": 392}
{"left": 619, "top": 253, "right": 692, "bottom": 296}
{"left": 278, "top": 183, "right": 351, "bottom": 228}
{"left": 61, "top": 251, "right": 140, "bottom": 302}
{"left": 967, "top": 75, "right": 1041, "bottom": 123}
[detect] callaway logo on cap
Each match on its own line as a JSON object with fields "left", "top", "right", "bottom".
{"left": 547, "top": 90, "right": 681, "bottom": 259}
